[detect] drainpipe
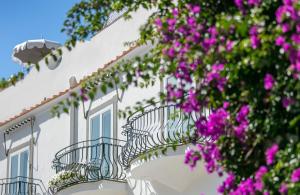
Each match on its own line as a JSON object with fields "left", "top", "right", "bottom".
{"left": 69, "top": 76, "right": 78, "bottom": 163}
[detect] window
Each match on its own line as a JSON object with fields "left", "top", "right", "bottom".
{"left": 89, "top": 105, "right": 113, "bottom": 176}
{"left": 9, "top": 148, "right": 29, "bottom": 194}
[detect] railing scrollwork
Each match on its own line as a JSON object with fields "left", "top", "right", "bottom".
{"left": 121, "top": 104, "right": 207, "bottom": 168}
{"left": 50, "top": 137, "right": 126, "bottom": 194}
{"left": 0, "top": 176, "right": 47, "bottom": 195}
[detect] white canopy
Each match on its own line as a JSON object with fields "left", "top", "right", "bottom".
{"left": 12, "top": 39, "right": 61, "bottom": 65}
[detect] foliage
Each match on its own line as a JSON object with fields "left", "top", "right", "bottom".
{"left": 0, "top": 72, "right": 25, "bottom": 89}
{"left": 53, "top": 0, "right": 300, "bottom": 194}
{"left": 0, "top": 65, "right": 35, "bottom": 90}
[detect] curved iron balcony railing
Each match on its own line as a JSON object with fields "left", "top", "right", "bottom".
{"left": 50, "top": 137, "right": 126, "bottom": 194}
{"left": 121, "top": 104, "right": 207, "bottom": 168}
{"left": 0, "top": 176, "right": 47, "bottom": 195}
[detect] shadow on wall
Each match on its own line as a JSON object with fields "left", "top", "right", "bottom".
{"left": 127, "top": 177, "right": 221, "bottom": 195}
{"left": 0, "top": 109, "right": 53, "bottom": 161}
{"left": 127, "top": 178, "right": 157, "bottom": 195}
{"left": 32, "top": 110, "right": 56, "bottom": 173}
{"left": 0, "top": 135, "right": 6, "bottom": 161}
{"left": 127, "top": 177, "right": 205, "bottom": 195}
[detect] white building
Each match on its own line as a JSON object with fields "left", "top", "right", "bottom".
{"left": 0, "top": 8, "right": 222, "bottom": 195}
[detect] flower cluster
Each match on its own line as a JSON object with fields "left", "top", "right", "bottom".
{"left": 217, "top": 173, "right": 235, "bottom": 193}
{"left": 291, "top": 168, "right": 300, "bottom": 183}
{"left": 275, "top": 0, "right": 300, "bottom": 80}
{"left": 151, "top": 0, "right": 300, "bottom": 194}
{"left": 205, "top": 63, "right": 227, "bottom": 92}
{"left": 234, "top": 105, "right": 250, "bottom": 140}
{"left": 184, "top": 147, "right": 200, "bottom": 169}
{"left": 265, "top": 144, "right": 279, "bottom": 165}
{"left": 264, "top": 74, "right": 275, "bottom": 91}
{"left": 249, "top": 26, "right": 260, "bottom": 49}
{"left": 234, "top": 0, "right": 261, "bottom": 12}
{"left": 220, "top": 166, "right": 269, "bottom": 194}
{"left": 197, "top": 143, "right": 222, "bottom": 174}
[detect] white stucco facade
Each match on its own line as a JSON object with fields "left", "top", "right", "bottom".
{"left": 0, "top": 7, "right": 223, "bottom": 195}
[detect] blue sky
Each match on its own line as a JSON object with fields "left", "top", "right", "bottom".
{"left": 0, "top": 0, "right": 79, "bottom": 78}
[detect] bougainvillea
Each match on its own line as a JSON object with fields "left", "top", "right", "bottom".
{"left": 51, "top": 0, "right": 300, "bottom": 194}
{"left": 146, "top": 0, "right": 300, "bottom": 193}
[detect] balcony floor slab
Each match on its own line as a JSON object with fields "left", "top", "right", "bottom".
{"left": 56, "top": 180, "right": 127, "bottom": 195}
{"left": 126, "top": 145, "right": 224, "bottom": 193}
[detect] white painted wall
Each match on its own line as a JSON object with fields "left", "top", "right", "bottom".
{"left": 0, "top": 135, "right": 7, "bottom": 179}
{"left": 32, "top": 110, "right": 70, "bottom": 187}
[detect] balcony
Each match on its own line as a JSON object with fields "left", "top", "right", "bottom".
{"left": 50, "top": 137, "right": 127, "bottom": 195}
{"left": 121, "top": 104, "right": 222, "bottom": 193}
{"left": 121, "top": 104, "right": 201, "bottom": 167}
{"left": 0, "top": 176, "right": 47, "bottom": 195}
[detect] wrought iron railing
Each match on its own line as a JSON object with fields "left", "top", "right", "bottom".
{"left": 50, "top": 137, "right": 126, "bottom": 193}
{"left": 0, "top": 176, "right": 47, "bottom": 195}
{"left": 121, "top": 104, "right": 207, "bottom": 168}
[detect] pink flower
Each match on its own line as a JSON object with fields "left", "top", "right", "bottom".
{"left": 234, "top": 122, "right": 248, "bottom": 139}
{"left": 167, "top": 18, "right": 176, "bottom": 26}
{"left": 264, "top": 73, "right": 275, "bottom": 90}
{"left": 167, "top": 47, "right": 176, "bottom": 58}
{"left": 275, "top": 5, "right": 297, "bottom": 23}
{"left": 296, "top": 24, "right": 300, "bottom": 33}
{"left": 281, "top": 23, "right": 290, "bottom": 33}
{"left": 283, "top": 43, "right": 291, "bottom": 52}
{"left": 254, "top": 166, "right": 268, "bottom": 191}
{"left": 196, "top": 107, "right": 229, "bottom": 139}
{"left": 279, "top": 183, "right": 288, "bottom": 194}
{"left": 250, "top": 35, "right": 260, "bottom": 49}
{"left": 265, "top": 144, "right": 279, "bottom": 165}
{"left": 167, "top": 19, "right": 176, "bottom": 31}
{"left": 187, "top": 17, "right": 196, "bottom": 27}
{"left": 291, "top": 34, "right": 300, "bottom": 44}
{"left": 291, "top": 168, "right": 300, "bottom": 183}
{"left": 192, "top": 5, "right": 201, "bottom": 14}
{"left": 154, "top": 18, "right": 162, "bottom": 28}
{"left": 275, "top": 36, "right": 285, "bottom": 46}
{"left": 282, "top": 97, "right": 295, "bottom": 108}
{"left": 226, "top": 40, "right": 235, "bottom": 51}
{"left": 249, "top": 26, "right": 260, "bottom": 49}
{"left": 197, "top": 143, "right": 221, "bottom": 173}
{"left": 283, "top": 0, "right": 293, "bottom": 5}
{"left": 289, "top": 62, "right": 300, "bottom": 79}
{"left": 80, "top": 88, "right": 88, "bottom": 102}
{"left": 236, "top": 105, "right": 250, "bottom": 123}
{"left": 234, "top": 0, "right": 244, "bottom": 10}
{"left": 223, "top": 101, "right": 230, "bottom": 109}
{"left": 248, "top": 0, "right": 261, "bottom": 6}
{"left": 184, "top": 148, "right": 200, "bottom": 169}
{"left": 218, "top": 173, "right": 235, "bottom": 193}
{"left": 206, "top": 63, "right": 227, "bottom": 92}
{"left": 181, "top": 89, "right": 200, "bottom": 113}
{"left": 208, "top": 26, "right": 218, "bottom": 37}
{"left": 232, "top": 178, "right": 256, "bottom": 195}
{"left": 234, "top": 105, "right": 250, "bottom": 140}
{"left": 172, "top": 8, "right": 179, "bottom": 16}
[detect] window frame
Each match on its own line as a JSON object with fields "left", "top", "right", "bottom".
{"left": 89, "top": 104, "right": 114, "bottom": 140}
{"left": 87, "top": 100, "right": 116, "bottom": 174}
{"left": 8, "top": 145, "right": 30, "bottom": 179}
